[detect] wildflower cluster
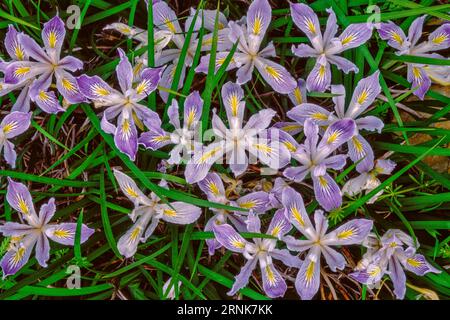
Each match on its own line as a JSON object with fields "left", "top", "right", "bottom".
{"left": 0, "top": 0, "right": 447, "bottom": 300}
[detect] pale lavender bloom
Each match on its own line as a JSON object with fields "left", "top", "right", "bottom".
{"left": 0, "top": 112, "right": 31, "bottom": 168}
{"left": 104, "top": 1, "right": 171, "bottom": 78}
{"left": 196, "top": 0, "right": 296, "bottom": 94}
{"left": 77, "top": 48, "right": 163, "bottom": 161}
{"left": 378, "top": 16, "right": 450, "bottom": 99}
{"left": 113, "top": 169, "right": 201, "bottom": 258}
{"left": 287, "top": 71, "right": 383, "bottom": 172}
{"left": 185, "top": 81, "right": 291, "bottom": 184}
{"left": 350, "top": 229, "right": 441, "bottom": 299}
{"left": 3, "top": 15, "right": 86, "bottom": 113}
{"left": 290, "top": 4, "right": 372, "bottom": 92}
{"left": 424, "top": 64, "right": 450, "bottom": 86}
{"left": 153, "top": 2, "right": 232, "bottom": 101}
{"left": 213, "top": 211, "right": 302, "bottom": 298}
{"left": 138, "top": 91, "right": 203, "bottom": 165}
{"left": 198, "top": 172, "right": 271, "bottom": 255}
{"left": 162, "top": 277, "right": 182, "bottom": 299}
{"left": 0, "top": 178, "right": 94, "bottom": 277}
{"left": 343, "top": 159, "right": 396, "bottom": 203}
{"left": 281, "top": 187, "right": 373, "bottom": 300}
{"left": 267, "top": 177, "right": 291, "bottom": 209}
{"left": 0, "top": 26, "right": 34, "bottom": 112}
{"left": 283, "top": 118, "right": 356, "bottom": 211}
{"left": 103, "top": 22, "right": 172, "bottom": 73}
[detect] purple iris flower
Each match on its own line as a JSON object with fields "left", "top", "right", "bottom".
{"left": 267, "top": 177, "right": 291, "bottom": 209}
{"left": 138, "top": 91, "right": 204, "bottom": 165}
{"left": 283, "top": 118, "right": 356, "bottom": 211}
{"left": 287, "top": 71, "right": 382, "bottom": 173}
{"left": 198, "top": 172, "right": 271, "bottom": 255}
{"left": 290, "top": 3, "right": 372, "bottom": 92}
{"left": 196, "top": 0, "right": 297, "bottom": 94}
{"left": 153, "top": 2, "right": 232, "bottom": 101}
{"left": 0, "top": 112, "right": 31, "bottom": 168}
{"left": 281, "top": 187, "right": 373, "bottom": 300}
{"left": 343, "top": 159, "right": 396, "bottom": 203}
{"left": 0, "top": 178, "right": 94, "bottom": 277}
{"left": 2, "top": 15, "right": 86, "bottom": 114}
{"left": 0, "top": 26, "right": 34, "bottom": 112}
{"left": 103, "top": 22, "right": 172, "bottom": 73}
{"left": 113, "top": 169, "right": 201, "bottom": 258}
{"left": 213, "top": 211, "right": 302, "bottom": 298}
{"left": 378, "top": 16, "right": 450, "bottom": 99}
{"left": 184, "top": 81, "right": 291, "bottom": 184}
{"left": 77, "top": 49, "right": 163, "bottom": 161}
{"left": 350, "top": 229, "right": 441, "bottom": 299}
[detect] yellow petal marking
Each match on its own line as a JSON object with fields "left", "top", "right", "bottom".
{"left": 352, "top": 136, "right": 364, "bottom": 153}
{"left": 208, "top": 182, "right": 220, "bottom": 196}
{"left": 337, "top": 228, "right": 355, "bottom": 240}
{"left": 230, "top": 236, "right": 245, "bottom": 249}
{"left": 48, "top": 31, "right": 58, "bottom": 49}
{"left": 119, "top": 26, "right": 131, "bottom": 34}
{"left": 311, "top": 112, "right": 328, "bottom": 120}
{"left": 3, "top": 121, "right": 17, "bottom": 134}
{"left": 341, "top": 34, "right": 355, "bottom": 46}
{"left": 305, "top": 18, "right": 316, "bottom": 35}
{"left": 228, "top": 94, "right": 239, "bottom": 117}
{"left": 406, "top": 258, "right": 422, "bottom": 268}
{"left": 368, "top": 266, "right": 381, "bottom": 277}
{"left": 14, "top": 66, "right": 30, "bottom": 77}
{"left": 412, "top": 67, "right": 422, "bottom": 82}
{"left": 199, "top": 146, "right": 222, "bottom": 163}
{"left": 239, "top": 201, "right": 256, "bottom": 209}
{"left": 54, "top": 229, "right": 72, "bottom": 239}
{"left": 187, "top": 109, "right": 196, "bottom": 128}
{"left": 164, "top": 209, "right": 177, "bottom": 217}
{"left": 92, "top": 84, "right": 110, "bottom": 96}
{"left": 266, "top": 265, "right": 276, "bottom": 285}
{"left": 318, "top": 65, "right": 326, "bottom": 78}
{"left": 265, "top": 65, "right": 282, "bottom": 81}
{"left": 136, "top": 80, "right": 149, "bottom": 95}
{"left": 291, "top": 206, "right": 305, "bottom": 227}
{"left": 283, "top": 141, "right": 297, "bottom": 152}
{"left": 11, "top": 247, "right": 26, "bottom": 266}
{"left": 153, "top": 135, "right": 170, "bottom": 142}
{"left": 305, "top": 261, "right": 315, "bottom": 284}
{"left": 216, "top": 56, "right": 235, "bottom": 68}
{"left": 253, "top": 14, "right": 262, "bottom": 35}
{"left": 282, "top": 124, "right": 301, "bottom": 132}
{"left": 327, "top": 131, "right": 341, "bottom": 144}
{"left": 14, "top": 45, "right": 25, "bottom": 61}
{"left": 129, "top": 227, "right": 141, "bottom": 242}
{"left": 431, "top": 33, "right": 447, "bottom": 45}
{"left": 62, "top": 78, "right": 76, "bottom": 92}
{"left": 293, "top": 87, "right": 303, "bottom": 104}
{"left": 357, "top": 88, "right": 370, "bottom": 105}
{"left": 133, "top": 62, "right": 144, "bottom": 76}
{"left": 254, "top": 143, "right": 273, "bottom": 154}
{"left": 164, "top": 18, "right": 177, "bottom": 33}
{"left": 318, "top": 176, "right": 328, "bottom": 187}
{"left": 38, "top": 90, "right": 51, "bottom": 102}
{"left": 390, "top": 31, "right": 404, "bottom": 45}
{"left": 122, "top": 119, "right": 131, "bottom": 139}
{"left": 124, "top": 185, "right": 139, "bottom": 198}
{"left": 17, "top": 195, "right": 29, "bottom": 214}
